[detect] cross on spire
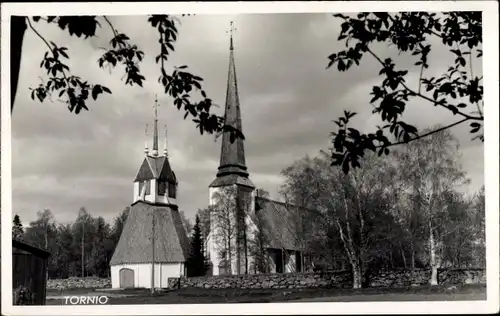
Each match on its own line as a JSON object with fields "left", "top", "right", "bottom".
{"left": 164, "top": 124, "right": 168, "bottom": 157}
{"left": 152, "top": 94, "right": 159, "bottom": 156}
{"left": 226, "top": 21, "right": 237, "bottom": 51}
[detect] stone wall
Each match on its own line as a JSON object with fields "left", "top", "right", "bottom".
{"left": 169, "top": 268, "right": 486, "bottom": 290}
{"left": 47, "top": 277, "right": 111, "bottom": 290}
{"left": 46, "top": 268, "right": 485, "bottom": 290}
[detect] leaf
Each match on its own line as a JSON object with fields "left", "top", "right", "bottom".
{"left": 448, "top": 105, "right": 458, "bottom": 115}
{"left": 91, "top": 85, "right": 103, "bottom": 100}
{"left": 59, "top": 48, "right": 69, "bottom": 59}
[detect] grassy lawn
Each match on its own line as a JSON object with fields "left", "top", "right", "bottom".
{"left": 46, "top": 284, "right": 486, "bottom": 305}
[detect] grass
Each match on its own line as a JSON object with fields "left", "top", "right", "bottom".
{"left": 46, "top": 284, "right": 486, "bottom": 305}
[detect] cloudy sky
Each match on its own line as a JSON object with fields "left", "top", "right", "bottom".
{"left": 11, "top": 13, "right": 484, "bottom": 225}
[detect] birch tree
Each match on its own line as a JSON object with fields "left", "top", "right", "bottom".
{"left": 395, "top": 129, "right": 469, "bottom": 285}
{"left": 211, "top": 186, "right": 238, "bottom": 274}
{"left": 282, "top": 152, "right": 398, "bottom": 288}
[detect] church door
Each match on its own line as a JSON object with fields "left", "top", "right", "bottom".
{"left": 119, "top": 268, "right": 134, "bottom": 288}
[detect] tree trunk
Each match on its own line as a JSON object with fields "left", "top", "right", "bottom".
{"left": 410, "top": 242, "right": 415, "bottom": 270}
{"left": 227, "top": 234, "right": 232, "bottom": 275}
{"left": 243, "top": 228, "right": 248, "bottom": 274}
{"left": 429, "top": 221, "right": 438, "bottom": 286}
{"left": 401, "top": 247, "right": 407, "bottom": 269}
{"left": 11, "top": 16, "right": 27, "bottom": 111}
{"left": 352, "top": 262, "right": 362, "bottom": 289}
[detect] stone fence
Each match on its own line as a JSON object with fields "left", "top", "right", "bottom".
{"left": 46, "top": 268, "right": 485, "bottom": 290}
{"left": 168, "top": 268, "right": 486, "bottom": 290}
{"left": 47, "top": 277, "right": 111, "bottom": 290}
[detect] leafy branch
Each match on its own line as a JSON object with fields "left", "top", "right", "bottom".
{"left": 28, "top": 17, "right": 111, "bottom": 114}
{"left": 326, "top": 12, "right": 483, "bottom": 173}
{"left": 24, "top": 15, "right": 239, "bottom": 141}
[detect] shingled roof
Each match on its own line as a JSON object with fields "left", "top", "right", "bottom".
{"left": 134, "top": 155, "right": 177, "bottom": 184}
{"left": 254, "top": 197, "right": 320, "bottom": 251}
{"left": 110, "top": 201, "right": 190, "bottom": 265}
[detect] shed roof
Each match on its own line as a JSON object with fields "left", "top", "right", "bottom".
{"left": 12, "top": 240, "right": 51, "bottom": 258}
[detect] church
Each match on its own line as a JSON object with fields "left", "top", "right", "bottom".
{"left": 109, "top": 22, "right": 312, "bottom": 288}
{"left": 205, "top": 22, "right": 312, "bottom": 276}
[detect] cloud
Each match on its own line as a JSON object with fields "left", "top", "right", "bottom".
{"left": 11, "top": 13, "right": 483, "bottom": 226}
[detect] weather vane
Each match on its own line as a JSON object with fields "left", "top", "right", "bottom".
{"left": 226, "top": 21, "right": 237, "bottom": 50}
{"left": 153, "top": 93, "right": 159, "bottom": 118}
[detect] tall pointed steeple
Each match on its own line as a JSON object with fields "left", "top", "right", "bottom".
{"left": 209, "top": 21, "right": 254, "bottom": 189}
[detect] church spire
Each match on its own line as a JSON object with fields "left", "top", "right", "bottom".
{"left": 144, "top": 124, "right": 149, "bottom": 155}
{"left": 152, "top": 95, "right": 159, "bottom": 157}
{"left": 210, "top": 21, "right": 254, "bottom": 189}
{"left": 163, "top": 124, "right": 168, "bottom": 157}
{"left": 229, "top": 20, "right": 234, "bottom": 51}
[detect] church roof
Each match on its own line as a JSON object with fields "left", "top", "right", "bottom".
{"left": 209, "top": 173, "right": 255, "bottom": 189}
{"left": 254, "top": 197, "right": 320, "bottom": 251}
{"left": 134, "top": 155, "right": 177, "bottom": 184}
{"left": 211, "top": 24, "right": 253, "bottom": 187}
{"left": 110, "top": 201, "right": 190, "bottom": 265}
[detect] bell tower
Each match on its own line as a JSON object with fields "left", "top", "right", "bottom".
{"left": 133, "top": 96, "right": 178, "bottom": 207}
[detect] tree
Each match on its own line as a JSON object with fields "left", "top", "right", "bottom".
{"left": 24, "top": 209, "right": 56, "bottom": 250}
{"left": 394, "top": 128, "right": 470, "bottom": 285}
{"left": 247, "top": 209, "right": 271, "bottom": 274}
{"left": 110, "top": 206, "right": 130, "bottom": 245}
{"left": 196, "top": 207, "right": 211, "bottom": 241}
{"left": 52, "top": 223, "right": 74, "bottom": 278}
{"left": 281, "top": 151, "right": 405, "bottom": 288}
{"left": 186, "top": 215, "right": 208, "bottom": 277}
{"left": 211, "top": 186, "right": 238, "bottom": 274}
{"left": 179, "top": 211, "right": 193, "bottom": 237}
{"left": 12, "top": 214, "right": 24, "bottom": 241}
{"left": 327, "top": 12, "right": 483, "bottom": 173}
{"left": 10, "top": 16, "right": 244, "bottom": 140}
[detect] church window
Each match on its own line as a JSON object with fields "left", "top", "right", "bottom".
{"left": 139, "top": 182, "right": 144, "bottom": 195}
{"left": 158, "top": 181, "right": 167, "bottom": 195}
{"left": 145, "top": 180, "right": 151, "bottom": 195}
{"left": 168, "top": 182, "right": 176, "bottom": 199}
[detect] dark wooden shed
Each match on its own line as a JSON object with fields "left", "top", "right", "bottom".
{"left": 12, "top": 239, "right": 50, "bottom": 305}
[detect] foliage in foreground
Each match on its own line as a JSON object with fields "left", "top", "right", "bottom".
{"left": 280, "top": 129, "right": 485, "bottom": 288}
{"left": 11, "top": 15, "right": 243, "bottom": 142}
{"left": 328, "top": 12, "right": 483, "bottom": 173}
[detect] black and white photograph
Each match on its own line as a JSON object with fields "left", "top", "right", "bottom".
{"left": 1, "top": 1, "right": 499, "bottom": 315}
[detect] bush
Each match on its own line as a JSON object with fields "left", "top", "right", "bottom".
{"left": 13, "top": 286, "right": 36, "bottom": 305}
